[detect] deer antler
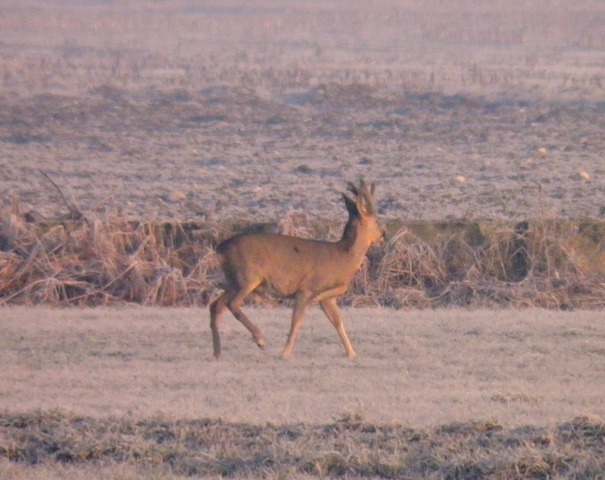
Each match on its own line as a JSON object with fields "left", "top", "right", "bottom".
{"left": 346, "top": 178, "right": 376, "bottom": 216}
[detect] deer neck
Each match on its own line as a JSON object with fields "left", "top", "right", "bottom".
{"left": 338, "top": 216, "right": 372, "bottom": 264}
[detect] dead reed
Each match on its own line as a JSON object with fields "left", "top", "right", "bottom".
{"left": 0, "top": 199, "right": 223, "bottom": 307}
{"left": 361, "top": 219, "right": 605, "bottom": 309}
{"left": 1, "top": 196, "right": 604, "bottom": 308}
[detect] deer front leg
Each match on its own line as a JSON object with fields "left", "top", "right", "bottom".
{"left": 282, "top": 290, "right": 314, "bottom": 359}
{"left": 320, "top": 297, "right": 357, "bottom": 359}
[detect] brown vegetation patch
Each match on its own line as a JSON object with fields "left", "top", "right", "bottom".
{"left": 1, "top": 411, "right": 603, "bottom": 479}
{"left": 1, "top": 196, "right": 604, "bottom": 308}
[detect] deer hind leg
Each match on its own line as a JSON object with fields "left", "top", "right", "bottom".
{"left": 210, "top": 292, "right": 229, "bottom": 358}
{"left": 225, "top": 281, "right": 266, "bottom": 351}
{"left": 282, "top": 290, "right": 314, "bottom": 359}
{"left": 320, "top": 297, "right": 357, "bottom": 359}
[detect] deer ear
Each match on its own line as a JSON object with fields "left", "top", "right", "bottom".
{"left": 347, "top": 182, "right": 359, "bottom": 196}
{"left": 342, "top": 193, "right": 359, "bottom": 217}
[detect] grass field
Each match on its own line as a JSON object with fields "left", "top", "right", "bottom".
{"left": 1, "top": 307, "right": 604, "bottom": 478}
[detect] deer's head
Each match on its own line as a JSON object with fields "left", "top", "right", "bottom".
{"left": 342, "top": 178, "right": 385, "bottom": 247}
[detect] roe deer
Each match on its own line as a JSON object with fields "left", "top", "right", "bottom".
{"left": 210, "top": 179, "right": 384, "bottom": 359}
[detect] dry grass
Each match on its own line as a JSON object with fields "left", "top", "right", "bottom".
{"left": 1, "top": 411, "right": 603, "bottom": 479}
{"left": 352, "top": 219, "right": 605, "bottom": 309}
{"left": 1, "top": 196, "right": 604, "bottom": 308}
{"left": 2, "top": 306, "right": 603, "bottom": 426}
{"left": 1, "top": 306, "right": 603, "bottom": 477}
{"left": 0, "top": 200, "right": 223, "bottom": 306}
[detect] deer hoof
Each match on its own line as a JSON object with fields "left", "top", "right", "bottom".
{"left": 256, "top": 338, "right": 266, "bottom": 349}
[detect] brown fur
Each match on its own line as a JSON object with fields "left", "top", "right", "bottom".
{"left": 210, "top": 179, "right": 384, "bottom": 359}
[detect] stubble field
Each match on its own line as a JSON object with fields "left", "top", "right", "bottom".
{"left": 1, "top": 1, "right": 604, "bottom": 222}
{"left": 1, "top": 1, "right": 605, "bottom": 478}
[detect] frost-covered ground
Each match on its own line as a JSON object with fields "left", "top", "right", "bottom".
{"left": 1, "top": 1, "right": 604, "bottom": 224}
